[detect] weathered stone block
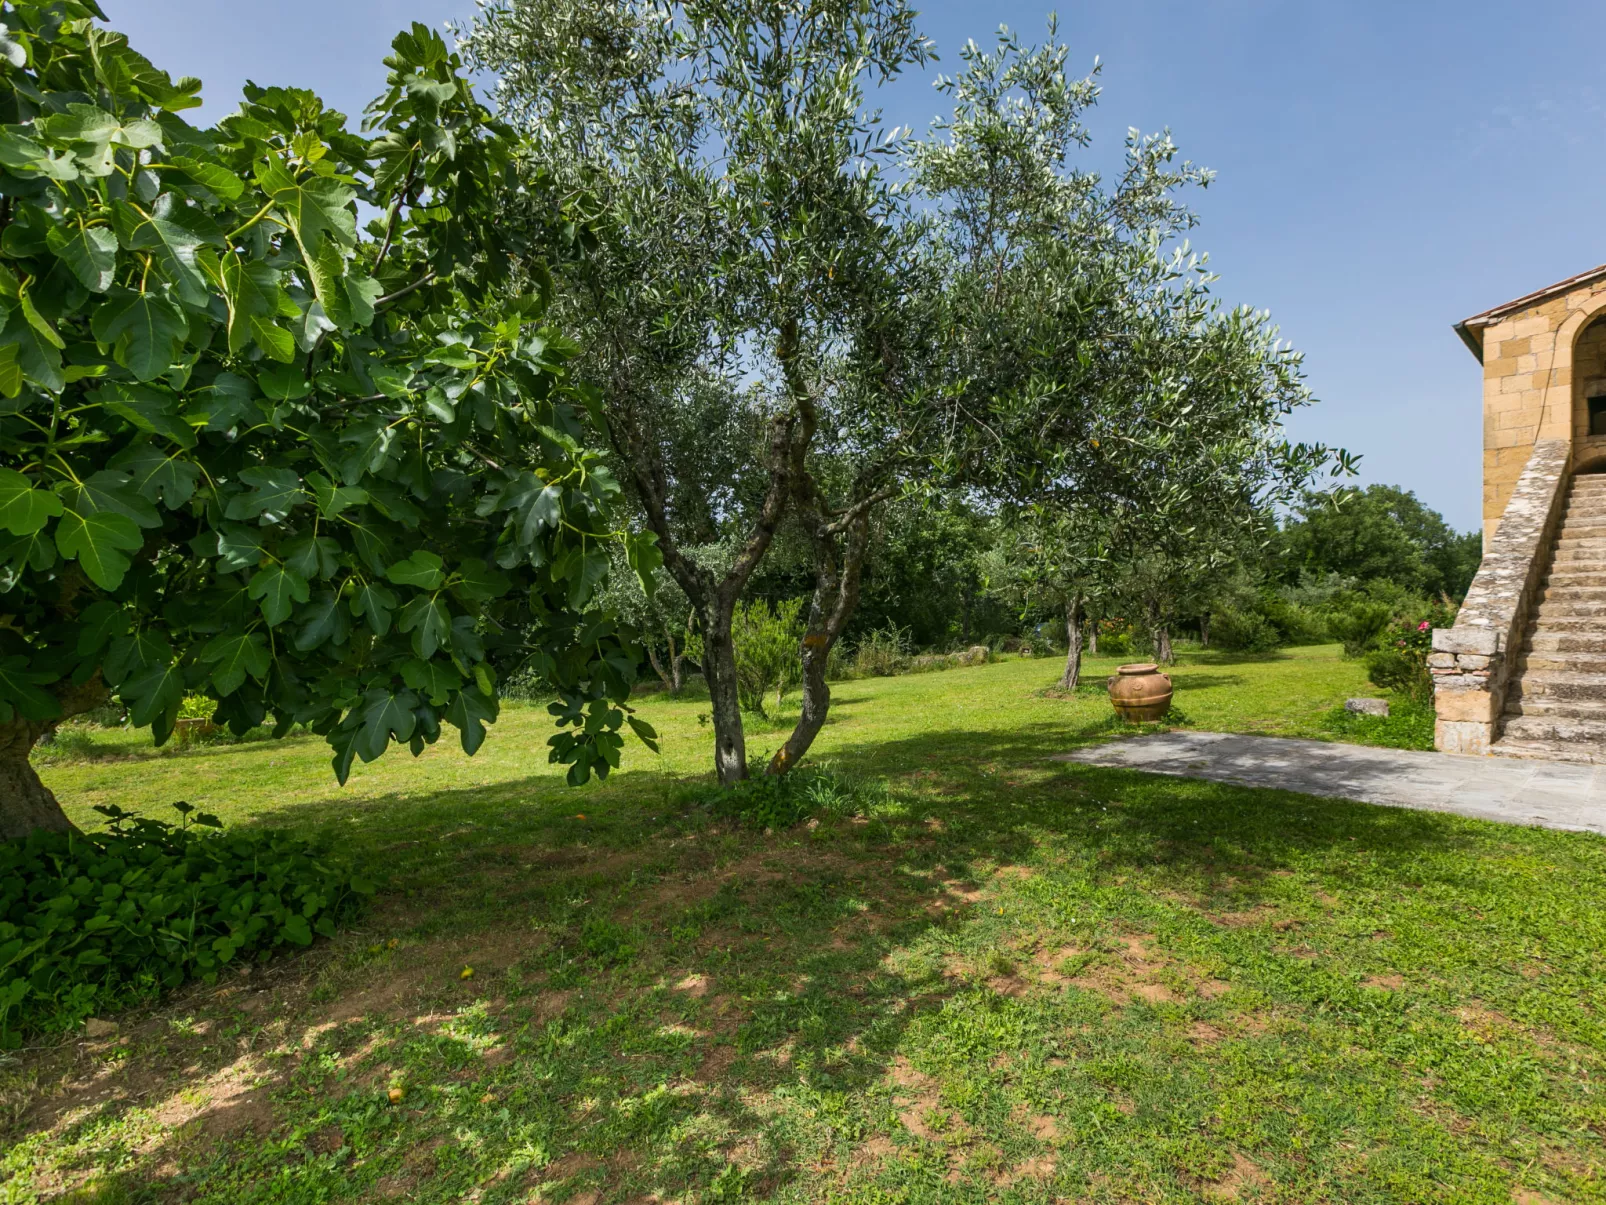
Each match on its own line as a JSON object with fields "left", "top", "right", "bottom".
{"left": 1427, "top": 652, "right": 1456, "bottom": 669}
{"left": 1345, "top": 698, "right": 1389, "bottom": 717}
{"left": 1456, "top": 653, "right": 1492, "bottom": 671}
{"left": 1436, "top": 719, "right": 1492, "bottom": 756}
{"left": 1433, "top": 627, "right": 1499, "bottom": 656}
{"left": 1435, "top": 688, "right": 1495, "bottom": 723}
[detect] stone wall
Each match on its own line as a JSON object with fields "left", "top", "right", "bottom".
{"left": 1433, "top": 439, "right": 1570, "bottom": 754}
{"left": 1477, "top": 280, "right": 1606, "bottom": 542}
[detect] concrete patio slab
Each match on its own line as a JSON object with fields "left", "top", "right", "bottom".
{"left": 1053, "top": 732, "right": 1606, "bottom": 835}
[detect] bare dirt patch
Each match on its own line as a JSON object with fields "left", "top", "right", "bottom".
{"left": 1131, "top": 982, "right": 1179, "bottom": 1004}
{"left": 855, "top": 1135, "right": 896, "bottom": 1166}
{"left": 1205, "top": 1151, "right": 1273, "bottom": 1202}
{"left": 1024, "top": 1112, "right": 1060, "bottom": 1140}
{"left": 994, "top": 1154, "right": 1056, "bottom": 1186}
{"left": 673, "top": 973, "right": 711, "bottom": 997}
{"left": 698, "top": 1043, "right": 738, "bottom": 1081}
{"left": 1066, "top": 934, "right": 1186, "bottom": 1005}
{"left": 1362, "top": 974, "right": 1404, "bottom": 990}
{"left": 887, "top": 1056, "right": 954, "bottom": 1143}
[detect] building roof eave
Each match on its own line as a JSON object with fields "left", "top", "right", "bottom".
{"left": 1456, "top": 262, "right": 1606, "bottom": 364}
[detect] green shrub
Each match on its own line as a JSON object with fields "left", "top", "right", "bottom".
{"left": 851, "top": 626, "right": 909, "bottom": 677}
{"left": 1210, "top": 608, "right": 1282, "bottom": 654}
{"left": 1095, "top": 622, "right": 1136, "bottom": 658}
{"left": 1364, "top": 617, "right": 1437, "bottom": 705}
{"left": 906, "top": 646, "right": 992, "bottom": 674}
{"left": 175, "top": 695, "right": 217, "bottom": 722}
{"left": 824, "top": 640, "right": 852, "bottom": 682}
{"left": 0, "top": 804, "right": 373, "bottom": 1043}
{"left": 733, "top": 598, "right": 807, "bottom": 716}
{"left": 1326, "top": 602, "right": 1394, "bottom": 658}
{"left": 1259, "top": 595, "right": 1330, "bottom": 645}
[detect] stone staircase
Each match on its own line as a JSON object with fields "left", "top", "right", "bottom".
{"left": 1495, "top": 472, "right": 1606, "bottom": 763}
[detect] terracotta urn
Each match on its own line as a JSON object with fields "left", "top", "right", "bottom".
{"left": 1108, "top": 662, "right": 1173, "bottom": 722}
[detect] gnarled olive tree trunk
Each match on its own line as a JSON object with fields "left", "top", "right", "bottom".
{"left": 0, "top": 678, "right": 107, "bottom": 842}
{"left": 1145, "top": 598, "right": 1175, "bottom": 665}
{"left": 700, "top": 595, "right": 751, "bottom": 785}
{"left": 613, "top": 395, "right": 798, "bottom": 786}
{"left": 767, "top": 494, "right": 877, "bottom": 776}
{"left": 1059, "top": 595, "right": 1084, "bottom": 690}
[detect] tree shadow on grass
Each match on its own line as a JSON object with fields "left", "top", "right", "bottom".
{"left": 1162, "top": 673, "right": 1249, "bottom": 692}
{"left": 1173, "top": 649, "right": 1297, "bottom": 667}
{"left": 18, "top": 778, "right": 1000, "bottom": 1201}
{"left": 14, "top": 721, "right": 1566, "bottom": 1203}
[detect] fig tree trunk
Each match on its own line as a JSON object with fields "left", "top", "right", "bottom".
{"left": 0, "top": 678, "right": 108, "bottom": 841}
{"left": 0, "top": 719, "right": 74, "bottom": 842}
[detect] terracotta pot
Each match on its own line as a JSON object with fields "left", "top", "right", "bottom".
{"left": 1108, "top": 662, "right": 1173, "bottom": 722}
{"left": 173, "top": 717, "right": 215, "bottom": 746}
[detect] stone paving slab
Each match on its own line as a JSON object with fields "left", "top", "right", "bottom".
{"left": 1053, "top": 732, "right": 1606, "bottom": 835}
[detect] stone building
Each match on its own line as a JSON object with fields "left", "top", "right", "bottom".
{"left": 1433, "top": 264, "right": 1606, "bottom": 762}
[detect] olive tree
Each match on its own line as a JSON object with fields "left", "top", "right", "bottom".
{"left": 910, "top": 25, "right": 1350, "bottom": 667}
{"left": 461, "top": 0, "right": 933, "bottom": 784}
{"left": 0, "top": 4, "right": 649, "bottom": 839}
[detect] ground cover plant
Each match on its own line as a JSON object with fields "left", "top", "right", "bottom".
{"left": 8, "top": 647, "right": 1601, "bottom": 1204}
{"left": 1318, "top": 699, "right": 1437, "bottom": 752}
{"left": 0, "top": 802, "right": 373, "bottom": 1043}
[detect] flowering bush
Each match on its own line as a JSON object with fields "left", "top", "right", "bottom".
{"left": 1364, "top": 608, "right": 1453, "bottom": 705}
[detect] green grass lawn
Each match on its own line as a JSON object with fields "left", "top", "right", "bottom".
{"left": 9, "top": 646, "right": 1603, "bottom": 1204}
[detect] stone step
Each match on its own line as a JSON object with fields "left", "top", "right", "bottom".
{"left": 1556, "top": 523, "right": 1606, "bottom": 541}
{"left": 1500, "top": 711, "right": 1606, "bottom": 741}
{"left": 1540, "top": 584, "right": 1606, "bottom": 601}
{"left": 1528, "top": 630, "right": 1606, "bottom": 653}
{"left": 1489, "top": 734, "right": 1606, "bottom": 765}
{"left": 1547, "top": 548, "right": 1606, "bottom": 564}
{"left": 1505, "top": 689, "right": 1606, "bottom": 718}
{"left": 1506, "top": 670, "right": 1606, "bottom": 703}
{"left": 1517, "top": 649, "right": 1606, "bottom": 675}
{"left": 1497, "top": 711, "right": 1606, "bottom": 749}
{"left": 1527, "top": 613, "right": 1606, "bottom": 631}
{"left": 1543, "top": 570, "right": 1606, "bottom": 588}
{"left": 1532, "top": 598, "right": 1606, "bottom": 618}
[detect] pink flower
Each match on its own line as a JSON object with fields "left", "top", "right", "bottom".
{"left": 1417, "top": 621, "right": 1430, "bottom": 631}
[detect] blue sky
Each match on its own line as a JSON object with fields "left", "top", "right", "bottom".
{"left": 110, "top": 1, "right": 1606, "bottom": 532}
